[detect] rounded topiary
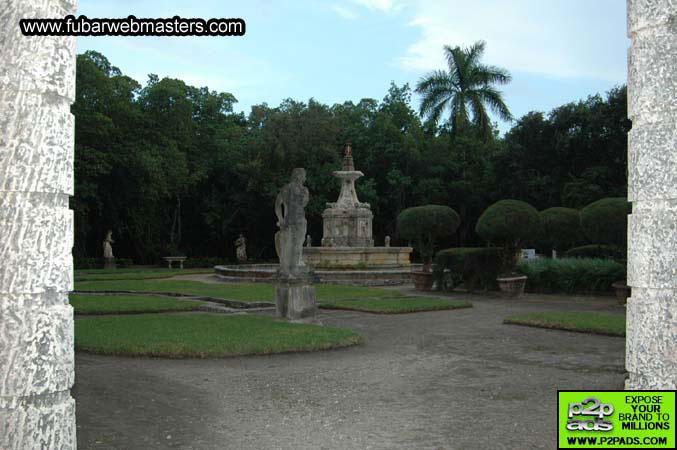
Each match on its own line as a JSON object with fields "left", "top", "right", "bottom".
{"left": 539, "top": 207, "right": 585, "bottom": 252}
{"left": 397, "top": 205, "right": 460, "bottom": 271}
{"left": 579, "top": 197, "right": 631, "bottom": 250}
{"left": 475, "top": 199, "right": 542, "bottom": 274}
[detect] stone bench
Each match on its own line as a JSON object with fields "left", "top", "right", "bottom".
{"left": 162, "top": 256, "right": 187, "bottom": 269}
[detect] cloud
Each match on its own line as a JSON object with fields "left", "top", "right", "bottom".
{"left": 397, "top": 0, "right": 628, "bottom": 82}
{"left": 350, "top": 0, "right": 399, "bottom": 13}
{"left": 331, "top": 5, "right": 358, "bottom": 20}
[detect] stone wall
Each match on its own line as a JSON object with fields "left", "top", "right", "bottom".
{"left": 0, "top": 0, "right": 77, "bottom": 448}
{"left": 625, "top": 0, "right": 677, "bottom": 389}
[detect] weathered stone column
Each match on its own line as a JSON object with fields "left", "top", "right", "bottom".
{"left": 0, "top": 0, "right": 77, "bottom": 448}
{"left": 625, "top": 0, "right": 677, "bottom": 390}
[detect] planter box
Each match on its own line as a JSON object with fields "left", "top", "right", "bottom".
{"left": 411, "top": 271, "right": 434, "bottom": 291}
{"left": 496, "top": 275, "right": 527, "bottom": 298}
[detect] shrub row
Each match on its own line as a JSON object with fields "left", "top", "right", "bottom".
{"left": 516, "top": 257, "right": 625, "bottom": 295}
{"left": 564, "top": 244, "right": 623, "bottom": 259}
{"left": 74, "top": 257, "right": 133, "bottom": 269}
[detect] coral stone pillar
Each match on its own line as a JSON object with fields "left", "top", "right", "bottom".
{"left": 625, "top": 0, "right": 677, "bottom": 389}
{"left": 0, "top": 0, "right": 77, "bottom": 448}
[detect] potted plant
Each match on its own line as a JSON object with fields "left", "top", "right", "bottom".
{"left": 475, "top": 199, "right": 542, "bottom": 297}
{"left": 580, "top": 197, "right": 631, "bottom": 304}
{"left": 397, "top": 205, "right": 460, "bottom": 291}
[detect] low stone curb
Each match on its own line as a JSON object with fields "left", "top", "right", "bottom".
{"left": 71, "top": 290, "right": 274, "bottom": 309}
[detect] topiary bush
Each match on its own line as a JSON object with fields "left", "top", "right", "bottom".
{"left": 434, "top": 247, "right": 501, "bottom": 292}
{"left": 579, "top": 197, "right": 631, "bottom": 252}
{"left": 397, "top": 205, "right": 461, "bottom": 272}
{"left": 565, "top": 244, "right": 623, "bottom": 260}
{"left": 517, "top": 257, "right": 626, "bottom": 294}
{"left": 475, "top": 200, "right": 542, "bottom": 275}
{"left": 539, "top": 207, "right": 585, "bottom": 253}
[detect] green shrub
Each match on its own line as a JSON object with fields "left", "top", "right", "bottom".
{"left": 74, "top": 257, "right": 99, "bottom": 270}
{"left": 74, "top": 257, "right": 133, "bottom": 269}
{"left": 475, "top": 200, "right": 542, "bottom": 274}
{"left": 580, "top": 197, "right": 631, "bottom": 250}
{"left": 565, "top": 244, "right": 623, "bottom": 259}
{"left": 398, "top": 205, "right": 461, "bottom": 271}
{"left": 434, "top": 247, "right": 502, "bottom": 292}
{"left": 539, "top": 207, "right": 585, "bottom": 252}
{"left": 516, "top": 257, "right": 625, "bottom": 294}
{"left": 179, "top": 257, "right": 229, "bottom": 268}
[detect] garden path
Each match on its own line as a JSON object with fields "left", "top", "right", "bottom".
{"left": 74, "top": 291, "right": 625, "bottom": 450}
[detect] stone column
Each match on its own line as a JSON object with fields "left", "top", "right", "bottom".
{"left": 0, "top": 1, "right": 77, "bottom": 448}
{"left": 625, "top": 0, "right": 677, "bottom": 390}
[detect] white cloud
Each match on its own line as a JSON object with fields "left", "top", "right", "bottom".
{"left": 331, "top": 5, "right": 359, "bottom": 20}
{"left": 397, "top": 0, "right": 628, "bottom": 82}
{"left": 350, "top": 0, "right": 399, "bottom": 13}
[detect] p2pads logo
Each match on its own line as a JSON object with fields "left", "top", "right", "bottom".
{"left": 567, "top": 397, "right": 614, "bottom": 432}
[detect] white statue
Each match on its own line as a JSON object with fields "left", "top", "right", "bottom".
{"left": 306, "top": 235, "right": 312, "bottom": 247}
{"left": 385, "top": 235, "right": 391, "bottom": 247}
{"left": 234, "top": 234, "right": 247, "bottom": 262}
{"left": 103, "top": 230, "right": 114, "bottom": 259}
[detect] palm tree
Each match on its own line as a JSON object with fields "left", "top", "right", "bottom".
{"left": 415, "top": 41, "right": 513, "bottom": 138}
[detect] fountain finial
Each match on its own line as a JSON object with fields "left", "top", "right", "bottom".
{"left": 342, "top": 141, "right": 355, "bottom": 171}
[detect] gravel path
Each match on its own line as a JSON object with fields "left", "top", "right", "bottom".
{"left": 73, "top": 291, "right": 626, "bottom": 450}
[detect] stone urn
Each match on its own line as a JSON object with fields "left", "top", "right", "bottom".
{"left": 411, "top": 270, "right": 434, "bottom": 291}
{"left": 612, "top": 281, "right": 631, "bottom": 305}
{"left": 496, "top": 275, "right": 527, "bottom": 298}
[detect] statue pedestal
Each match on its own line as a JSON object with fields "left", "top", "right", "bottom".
{"left": 103, "top": 257, "right": 116, "bottom": 269}
{"left": 275, "top": 272, "right": 318, "bottom": 323}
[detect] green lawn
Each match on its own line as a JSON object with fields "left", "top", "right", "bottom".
{"left": 75, "top": 268, "right": 213, "bottom": 281}
{"left": 75, "top": 314, "right": 362, "bottom": 357}
{"left": 70, "top": 294, "right": 204, "bottom": 314}
{"left": 320, "top": 297, "right": 472, "bottom": 314}
{"left": 74, "top": 279, "right": 399, "bottom": 302}
{"left": 503, "top": 312, "right": 626, "bottom": 336}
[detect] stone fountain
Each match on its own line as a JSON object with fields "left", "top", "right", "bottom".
{"left": 303, "top": 143, "right": 412, "bottom": 270}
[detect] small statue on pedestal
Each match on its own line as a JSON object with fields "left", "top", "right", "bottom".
{"left": 234, "top": 233, "right": 247, "bottom": 263}
{"left": 103, "top": 230, "right": 115, "bottom": 269}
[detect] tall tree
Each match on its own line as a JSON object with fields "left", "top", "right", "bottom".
{"left": 415, "top": 41, "right": 513, "bottom": 139}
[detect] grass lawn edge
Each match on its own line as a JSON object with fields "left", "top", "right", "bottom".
{"left": 503, "top": 318, "right": 625, "bottom": 337}
{"left": 75, "top": 333, "right": 363, "bottom": 359}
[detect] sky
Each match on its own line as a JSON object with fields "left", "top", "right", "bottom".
{"left": 75, "top": 0, "right": 629, "bottom": 134}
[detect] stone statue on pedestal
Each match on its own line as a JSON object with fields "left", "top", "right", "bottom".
{"left": 275, "top": 168, "right": 310, "bottom": 277}
{"left": 274, "top": 168, "right": 317, "bottom": 322}
{"left": 234, "top": 233, "right": 247, "bottom": 262}
{"left": 103, "top": 230, "right": 115, "bottom": 269}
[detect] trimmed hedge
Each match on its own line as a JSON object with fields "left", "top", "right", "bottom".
{"left": 168, "top": 257, "right": 229, "bottom": 269}
{"left": 580, "top": 197, "right": 631, "bottom": 249}
{"left": 434, "top": 247, "right": 502, "bottom": 292}
{"left": 539, "top": 207, "right": 584, "bottom": 251}
{"left": 565, "top": 244, "right": 623, "bottom": 259}
{"left": 74, "top": 257, "right": 133, "bottom": 270}
{"left": 517, "top": 257, "right": 625, "bottom": 295}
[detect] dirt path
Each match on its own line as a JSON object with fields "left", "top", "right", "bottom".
{"left": 73, "top": 292, "right": 625, "bottom": 450}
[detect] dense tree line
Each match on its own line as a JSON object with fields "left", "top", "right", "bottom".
{"left": 72, "top": 51, "right": 629, "bottom": 263}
